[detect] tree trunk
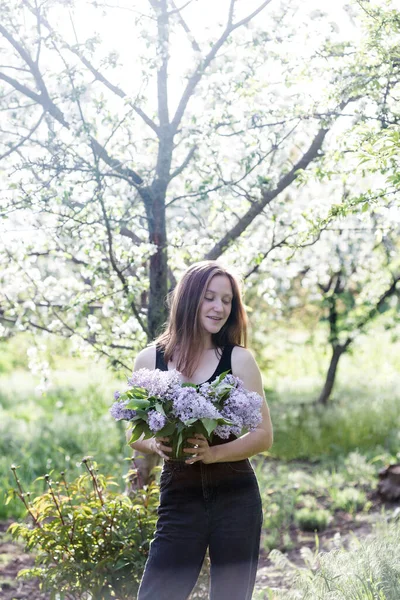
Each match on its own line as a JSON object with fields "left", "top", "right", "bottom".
{"left": 128, "top": 184, "right": 168, "bottom": 491}
{"left": 317, "top": 343, "right": 346, "bottom": 405}
{"left": 147, "top": 184, "right": 169, "bottom": 340}
{"left": 378, "top": 464, "right": 400, "bottom": 501}
{"left": 130, "top": 179, "right": 170, "bottom": 490}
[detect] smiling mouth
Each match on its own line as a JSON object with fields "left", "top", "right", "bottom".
{"left": 208, "top": 316, "right": 222, "bottom": 321}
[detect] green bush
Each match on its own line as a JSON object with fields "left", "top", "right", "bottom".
{"left": 294, "top": 507, "right": 331, "bottom": 532}
{"left": 8, "top": 458, "right": 159, "bottom": 600}
{"left": 331, "top": 487, "right": 367, "bottom": 514}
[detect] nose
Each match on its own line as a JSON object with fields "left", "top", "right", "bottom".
{"left": 212, "top": 297, "right": 223, "bottom": 312}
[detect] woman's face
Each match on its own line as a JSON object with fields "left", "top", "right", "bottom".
{"left": 199, "top": 274, "right": 233, "bottom": 336}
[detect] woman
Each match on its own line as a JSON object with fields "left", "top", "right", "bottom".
{"left": 129, "top": 261, "right": 273, "bottom": 600}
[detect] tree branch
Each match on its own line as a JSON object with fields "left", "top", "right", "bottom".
{"left": 0, "top": 23, "right": 144, "bottom": 185}
{"left": 169, "top": 0, "right": 201, "bottom": 52}
{"left": 244, "top": 233, "right": 292, "bottom": 279}
{"left": 0, "top": 111, "right": 44, "bottom": 160}
{"left": 0, "top": 71, "right": 68, "bottom": 126}
{"left": 119, "top": 225, "right": 144, "bottom": 244}
{"left": 67, "top": 45, "right": 159, "bottom": 134}
{"left": 204, "top": 125, "right": 330, "bottom": 260}
{"left": 171, "top": 0, "right": 273, "bottom": 133}
{"left": 89, "top": 137, "right": 143, "bottom": 185}
{"left": 94, "top": 180, "right": 149, "bottom": 336}
{"left": 169, "top": 145, "right": 197, "bottom": 180}
{"left": 353, "top": 273, "right": 400, "bottom": 335}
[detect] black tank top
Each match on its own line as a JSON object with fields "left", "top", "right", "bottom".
{"left": 155, "top": 344, "right": 236, "bottom": 446}
{"left": 155, "top": 344, "right": 234, "bottom": 384}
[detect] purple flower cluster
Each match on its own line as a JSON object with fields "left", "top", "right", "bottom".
{"left": 214, "top": 389, "right": 263, "bottom": 439}
{"left": 110, "top": 400, "right": 137, "bottom": 421}
{"left": 201, "top": 374, "right": 243, "bottom": 402}
{"left": 172, "top": 386, "right": 222, "bottom": 422}
{"left": 127, "top": 368, "right": 180, "bottom": 398}
{"left": 147, "top": 409, "right": 167, "bottom": 432}
{"left": 110, "top": 367, "right": 263, "bottom": 443}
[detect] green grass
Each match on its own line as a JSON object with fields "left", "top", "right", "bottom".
{"left": 0, "top": 337, "right": 132, "bottom": 518}
{"left": 1, "top": 328, "right": 400, "bottom": 538}
{"left": 269, "top": 384, "right": 400, "bottom": 461}
{"left": 251, "top": 451, "right": 379, "bottom": 552}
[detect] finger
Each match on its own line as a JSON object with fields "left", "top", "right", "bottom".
{"left": 159, "top": 444, "right": 172, "bottom": 453}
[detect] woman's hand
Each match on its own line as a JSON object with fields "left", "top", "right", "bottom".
{"left": 183, "top": 434, "right": 215, "bottom": 465}
{"left": 153, "top": 437, "right": 172, "bottom": 460}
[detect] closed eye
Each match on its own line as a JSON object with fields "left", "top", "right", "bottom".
{"left": 205, "top": 296, "right": 232, "bottom": 304}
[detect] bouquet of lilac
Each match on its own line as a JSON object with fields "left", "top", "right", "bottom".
{"left": 110, "top": 368, "right": 263, "bottom": 460}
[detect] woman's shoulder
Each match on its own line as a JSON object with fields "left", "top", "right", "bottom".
{"left": 231, "top": 346, "right": 259, "bottom": 376}
{"left": 231, "top": 345, "right": 254, "bottom": 361}
{"left": 133, "top": 344, "right": 156, "bottom": 371}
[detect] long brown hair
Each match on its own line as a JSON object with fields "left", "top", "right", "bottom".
{"left": 156, "top": 261, "right": 247, "bottom": 377}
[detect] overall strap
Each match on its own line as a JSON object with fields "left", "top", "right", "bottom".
{"left": 212, "top": 344, "right": 234, "bottom": 380}
{"left": 155, "top": 345, "right": 168, "bottom": 371}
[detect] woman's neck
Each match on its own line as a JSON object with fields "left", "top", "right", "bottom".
{"left": 201, "top": 332, "right": 215, "bottom": 351}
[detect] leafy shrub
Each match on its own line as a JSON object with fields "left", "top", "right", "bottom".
{"left": 294, "top": 507, "right": 331, "bottom": 532}
{"left": 331, "top": 487, "right": 367, "bottom": 514}
{"left": 8, "top": 458, "right": 159, "bottom": 600}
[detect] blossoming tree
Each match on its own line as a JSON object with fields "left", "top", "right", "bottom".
{"left": 0, "top": 0, "right": 399, "bottom": 479}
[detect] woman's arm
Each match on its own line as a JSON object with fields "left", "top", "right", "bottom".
{"left": 205, "top": 346, "right": 273, "bottom": 464}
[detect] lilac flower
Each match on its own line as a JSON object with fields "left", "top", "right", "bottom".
{"left": 114, "top": 391, "right": 121, "bottom": 400}
{"left": 199, "top": 382, "right": 212, "bottom": 396}
{"left": 147, "top": 409, "right": 167, "bottom": 432}
{"left": 213, "top": 424, "right": 235, "bottom": 439}
{"left": 214, "top": 388, "right": 263, "bottom": 439}
{"left": 127, "top": 368, "right": 181, "bottom": 398}
{"left": 172, "top": 387, "right": 222, "bottom": 422}
{"left": 223, "top": 374, "right": 243, "bottom": 388}
{"left": 110, "top": 400, "right": 137, "bottom": 421}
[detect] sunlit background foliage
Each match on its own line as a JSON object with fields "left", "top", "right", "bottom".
{"left": 1, "top": 0, "right": 400, "bottom": 597}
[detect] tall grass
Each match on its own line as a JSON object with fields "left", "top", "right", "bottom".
{"left": 270, "top": 384, "right": 400, "bottom": 460}
{"left": 266, "top": 519, "right": 400, "bottom": 599}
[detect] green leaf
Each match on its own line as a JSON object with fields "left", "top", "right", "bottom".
{"left": 124, "top": 386, "right": 148, "bottom": 399}
{"left": 211, "top": 370, "right": 231, "bottom": 386}
{"left": 133, "top": 409, "right": 148, "bottom": 419}
{"left": 176, "top": 430, "right": 183, "bottom": 457}
{"left": 125, "top": 398, "right": 151, "bottom": 410}
{"left": 128, "top": 422, "right": 147, "bottom": 444}
{"left": 157, "top": 421, "right": 176, "bottom": 436}
{"left": 142, "top": 423, "right": 153, "bottom": 440}
{"left": 181, "top": 383, "right": 197, "bottom": 388}
{"left": 155, "top": 402, "right": 166, "bottom": 416}
{"left": 183, "top": 418, "right": 198, "bottom": 426}
{"left": 200, "top": 418, "right": 218, "bottom": 437}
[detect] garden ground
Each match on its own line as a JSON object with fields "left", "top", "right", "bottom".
{"left": 1, "top": 500, "right": 393, "bottom": 600}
